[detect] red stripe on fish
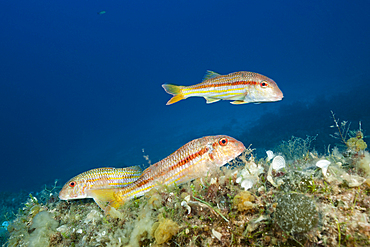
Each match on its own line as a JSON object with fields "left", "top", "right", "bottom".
{"left": 87, "top": 135, "right": 246, "bottom": 213}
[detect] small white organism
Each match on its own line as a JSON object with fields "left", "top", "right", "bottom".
{"left": 266, "top": 150, "right": 275, "bottom": 161}
{"left": 1, "top": 221, "right": 9, "bottom": 229}
{"left": 316, "top": 160, "right": 331, "bottom": 177}
{"left": 245, "top": 215, "right": 270, "bottom": 233}
{"left": 236, "top": 173, "right": 257, "bottom": 190}
{"left": 181, "top": 201, "right": 191, "bottom": 214}
{"left": 236, "top": 156, "right": 264, "bottom": 190}
{"left": 212, "top": 229, "right": 222, "bottom": 241}
{"left": 271, "top": 155, "right": 286, "bottom": 171}
{"left": 181, "top": 195, "right": 191, "bottom": 214}
{"left": 267, "top": 155, "right": 286, "bottom": 187}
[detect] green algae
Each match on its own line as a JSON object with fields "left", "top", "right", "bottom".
{"left": 3, "top": 128, "right": 370, "bottom": 246}
{"left": 275, "top": 193, "right": 318, "bottom": 234}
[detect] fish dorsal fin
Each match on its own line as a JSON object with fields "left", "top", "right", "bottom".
{"left": 127, "top": 165, "right": 143, "bottom": 173}
{"left": 202, "top": 70, "right": 221, "bottom": 81}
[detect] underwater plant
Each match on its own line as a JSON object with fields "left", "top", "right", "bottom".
{"left": 330, "top": 111, "right": 368, "bottom": 153}
{"left": 4, "top": 120, "right": 370, "bottom": 246}
{"left": 346, "top": 130, "right": 367, "bottom": 152}
{"left": 275, "top": 135, "right": 317, "bottom": 161}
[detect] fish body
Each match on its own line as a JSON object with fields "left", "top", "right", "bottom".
{"left": 97, "top": 10, "right": 106, "bottom": 15}
{"left": 59, "top": 166, "right": 142, "bottom": 208}
{"left": 88, "top": 135, "right": 245, "bottom": 212}
{"left": 162, "top": 70, "right": 283, "bottom": 105}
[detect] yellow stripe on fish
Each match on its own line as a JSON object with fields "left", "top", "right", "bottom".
{"left": 162, "top": 70, "right": 283, "bottom": 105}
{"left": 59, "top": 166, "right": 142, "bottom": 209}
{"left": 87, "top": 135, "right": 245, "bottom": 213}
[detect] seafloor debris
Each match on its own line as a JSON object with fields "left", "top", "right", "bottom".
{"left": 3, "top": 132, "right": 370, "bottom": 247}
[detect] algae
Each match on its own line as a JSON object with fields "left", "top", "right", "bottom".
{"left": 3, "top": 122, "right": 370, "bottom": 246}
{"left": 28, "top": 211, "right": 59, "bottom": 247}
{"left": 233, "top": 191, "right": 255, "bottom": 212}
{"left": 275, "top": 193, "right": 318, "bottom": 234}
{"left": 153, "top": 218, "right": 179, "bottom": 244}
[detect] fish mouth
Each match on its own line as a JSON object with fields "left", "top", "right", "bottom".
{"left": 59, "top": 191, "right": 74, "bottom": 200}
{"left": 276, "top": 91, "right": 284, "bottom": 100}
{"left": 236, "top": 141, "right": 247, "bottom": 155}
{"left": 270, "top": 93, "right": 284, "bottom": 102}
{"left": 59, "top": 193, "right": 81, "bottom": 200}
{"left": 258, "top": 92, "right": 283, "bottom": 102}
{"left": 58, "top": 194, "right": 67, "bottom": 200}
{"left": 275, "top": 96, "right": 283, "bottom": 101}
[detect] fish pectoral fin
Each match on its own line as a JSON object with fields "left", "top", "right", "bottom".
{"left": 202, "top": 70, "right": 221, "bottom": 81}
{"left": 88, "top": 188, "right": 120, "bottom": 212}
{"left": 224, "top": 94, "right": 245, "bottom": 101}
{"left": 205, "top": 97, "right": 221, "bottom": 104}
{"left": 230, "top": 100, "right": 249, "bottom": 105}
{"left": 229, "top": 93, "right": 251, "bottom": 104}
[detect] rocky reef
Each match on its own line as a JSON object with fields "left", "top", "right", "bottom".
{"left": 2, "top": 131, "right": 370, "bottom": 246}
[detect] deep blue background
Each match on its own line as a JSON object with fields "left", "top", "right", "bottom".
{"left": 0, "top": 0, "right": 369, "bottom": 192}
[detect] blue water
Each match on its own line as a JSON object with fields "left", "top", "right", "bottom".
{"left": 0, "top": 0, "right": 369, "bottom": 192}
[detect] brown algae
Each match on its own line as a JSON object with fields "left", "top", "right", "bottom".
{"left": 4, "top": 130, "right": 370, "bottom": 247}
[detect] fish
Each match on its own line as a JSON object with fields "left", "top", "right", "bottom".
{"left": 87, "top": 135, "right": 245, "bottom": 212}
{"left": 59, "top": 166, "right": 142, "bottom": 209}
{"left": 162, "top": 70, "right": 283, "bottom": 105}
{"left": 97, "top": 10, "right": 106, "bottom": 15}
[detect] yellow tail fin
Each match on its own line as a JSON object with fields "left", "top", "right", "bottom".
{"left": 162, "top": 84, "right": 185, "bottom": 105}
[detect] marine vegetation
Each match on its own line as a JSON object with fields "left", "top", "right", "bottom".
{"left": 3, "top": 121, "right": 370, "bottom": 247}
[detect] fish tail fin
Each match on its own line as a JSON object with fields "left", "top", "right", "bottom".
{"left": 89, "top": 188, "right": 125, "bottom": 214}
{"left": 162, "top": 84, "right": 185, "bottom": 105}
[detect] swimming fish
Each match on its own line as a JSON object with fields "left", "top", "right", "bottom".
{"left": 59, "top": 166, "right": 142, "bottom": 209}
{"left": 162, "top": 70, "right": 283, "bottom": 105}
{"left": 97, "top": 10, "right": 106, "bottom": 15}
{"left": 88, "top": 135, "right": 245, "bottom": 212}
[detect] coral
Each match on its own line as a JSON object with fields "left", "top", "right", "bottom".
{"left": 275, "top": 193, "right": 318, "bottom": 234}
{"left": 233, "top": 191, "right": 255, "bottom": 212}
{"left": 153, "top": 218, "right": 180, "bottom": 244}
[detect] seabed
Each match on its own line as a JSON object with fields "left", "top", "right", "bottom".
{"left": 1, "top": 131, "right": 370, "bottom": 247}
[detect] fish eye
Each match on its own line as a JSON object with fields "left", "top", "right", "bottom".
{"left": 219, "top": 138, "right": 228, "bottom": 146}
{"left": 69, "top": 181, "right": 76, "bottom": 187}
{"left": 260, "top": 81, "right": 268, "bottom": 87}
